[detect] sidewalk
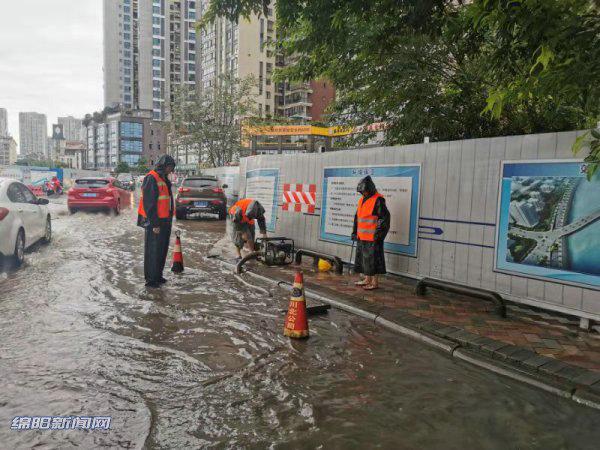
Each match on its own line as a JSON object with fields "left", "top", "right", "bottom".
{"left": 236, "top": 259, "right": 600, "bottom": 406}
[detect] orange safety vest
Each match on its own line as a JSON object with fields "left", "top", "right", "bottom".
{"left": 229, "top": 198, "right": 255, "bottom": 225}
{"left": 138, "top": 170, "right": 173, "bottom": 219}
{"left": 356, "top": 192, "right": 383, "bottom": 241}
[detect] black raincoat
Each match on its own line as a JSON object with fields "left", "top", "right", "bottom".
{"left": 138, "top": 155, "right": 176, "bottom": 285}
{"left": 352, "top": 176, "right": 391, "bottom": 276}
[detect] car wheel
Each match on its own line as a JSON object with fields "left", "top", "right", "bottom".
{"left": 113, "top": 201, "right": 121, "bottom": 216}
{"left": 42, "top": 216, "right": 52, "bottom": 243}
{"left": 68, "top": 207, "right": 77, "bottom": 214}
{"left": 13, "top": 229, "right": 25, "bottom": 267}
{"left": 176, "top": 210, "right": 187, "bottom": 220}
{"left": 218, "top": 207, "right": 227, "bottom": 220}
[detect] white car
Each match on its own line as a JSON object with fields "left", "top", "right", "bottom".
{"left": 0, "top": 178, "right": 52, "bottom": 266}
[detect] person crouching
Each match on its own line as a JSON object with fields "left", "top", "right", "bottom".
{"left": 229, "top": 198, "right": 267, "bottom": 261}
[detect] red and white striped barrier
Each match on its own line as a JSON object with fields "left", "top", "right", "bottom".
{"left": 282, "top": 183, "right": 316, "bottom": 214}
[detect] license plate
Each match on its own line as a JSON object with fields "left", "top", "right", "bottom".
{"left": 194, "top": 201, "right": 208, "bottom": 207}
{"left": 82, "top": 193, "right": 97, "bottom": 198}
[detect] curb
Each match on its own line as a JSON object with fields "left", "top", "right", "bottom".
{"left": 214, "top": 258, "right": 600, "bottom": 410}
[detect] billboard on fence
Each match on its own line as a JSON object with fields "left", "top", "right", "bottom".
{"left": 320, "top": 164, "right": 421, "bottom": 256}
{"left": 495, "top": 160, "right": 600, "bottom": 289}
{"left": 244, "top": 168, "right": 280, "bottom": 232}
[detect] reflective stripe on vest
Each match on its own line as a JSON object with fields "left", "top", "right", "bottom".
{"left": 137, "top": 170, "right": 173, "bottom": 219}
{"left": 356, "top": 192, "right": 383, "bottom": 241}
{"left": 229, "top": 198, "right": 255, "bottom": 225}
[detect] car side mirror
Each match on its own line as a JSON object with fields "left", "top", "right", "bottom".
{"left": 37, "top": 198, "right": 49, "bottom": 205}
{"left": 222, "top": 184, "right": 228, "bottom": 189}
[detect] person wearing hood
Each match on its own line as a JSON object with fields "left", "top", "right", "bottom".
{"left": 137, "top": 155, "right": 176, "bottom": 288}
{"left": 352, "top": 175, "right": 390, "bottom": 290}
{"left": 229, "top": 198, "right": 267, "bottom": 260}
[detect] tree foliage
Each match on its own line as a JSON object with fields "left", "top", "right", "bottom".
{"left": 203, "top": 0, "right": 599, "bottom": 150}
{"left": 171, "top": 74, "right": 257, "bottom": 167}
{"left": 114, "top": 161, "right": 131, "bottom": 174}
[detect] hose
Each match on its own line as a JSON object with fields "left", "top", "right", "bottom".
{"left": 234, "top": 274, "right": 273, "bottom": 297}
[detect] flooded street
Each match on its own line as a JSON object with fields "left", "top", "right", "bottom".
{"left": 1, "top": 199, "right": 599, "bottom": 449}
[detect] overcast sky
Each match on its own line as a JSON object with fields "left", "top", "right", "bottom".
{"left": 0, "top": 0, "right": 103, "bottom": 150}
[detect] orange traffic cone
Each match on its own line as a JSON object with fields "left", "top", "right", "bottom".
{"left": 171, "top": 231, "right": 184, "bottom": 273}
{"left": 283, "top": 271, "right": 309, "bottom": 339}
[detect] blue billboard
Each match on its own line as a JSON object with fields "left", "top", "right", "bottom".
{"left": 495, "top": 160, "right": 600, "bottom": 289}
{"left": 320, "top": 164, "right": 421, "bottom": 256}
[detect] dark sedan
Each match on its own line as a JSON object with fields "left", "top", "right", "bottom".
{"left": 175, "top": 176, "right": 228, "bottom": 220}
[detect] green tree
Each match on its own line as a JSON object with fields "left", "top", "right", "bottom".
{"left": 171, "top": 73, "right": 257, "bottom": 167}
{"left": 202, "top": 0, "right": 599, "bottom": 148}
{"left": 114, "top": 161, "right": 131, "bottom": 174}
{"left": 135, "top": 157, "right": 150, "bottom": 174}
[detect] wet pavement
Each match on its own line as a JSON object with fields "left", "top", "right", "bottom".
{"left": 1, "top": 197, "right": 599, "bottom": 449}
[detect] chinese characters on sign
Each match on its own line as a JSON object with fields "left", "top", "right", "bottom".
{"left": 320, "top": 165, "right": 421, "bottom": 257}
{"left": 245, "top": 169, "right": 280, "bottom": 232}
{"left": 11, "top": 416, "right": 111, "bottom": 430}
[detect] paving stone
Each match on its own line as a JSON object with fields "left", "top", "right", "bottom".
{"left": 446, "top": 330, "right": 481, "bottom": 347}
{"left": 492, "top": 345, "right": 522, "bottom": 360}
{"left": 555, "top": 365, "right": 591, "bottom": 383}
{"left": 522, "top": 354, "right": 555, "bottom": 370}
{"left": 434, "top": 326, "right": 462, "bottom": 337}
{"left": 572, "top": 370, "right": 600, "bottom": 387}
{"left": 506, "top": 348, "right": 539, "bottom": 364}
{"left": 419, "top": 320, "right": 445, "bottom": 334}
{"left": 539, "top": 359, "right": 571, "bottom": 376}
{"left": 476, "top": 338, "right": 510, "bottom": 355}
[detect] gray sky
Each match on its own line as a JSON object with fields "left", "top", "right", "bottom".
{"left": 0, "top": 0, "right": 103, "bottom": 150}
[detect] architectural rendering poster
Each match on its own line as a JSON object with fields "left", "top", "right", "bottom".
{"left": 495, "top": 160, "right": 600, "bottom": 289}
{"left": 244, "top": 168, "right": 280, "bottom": 232}
{"left": 320, "top": 164, "right": 421, "bottom": 256}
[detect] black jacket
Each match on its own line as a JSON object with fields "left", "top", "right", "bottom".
{"left": 137, "top": 155, "right": 175, "bottom": 227}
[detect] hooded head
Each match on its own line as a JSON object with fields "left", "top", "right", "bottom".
{"left": 357, "top": 175, "right": 377, "bottom": 197}
{"left": 154, "top": 154, "right": 176, "bottom": 176}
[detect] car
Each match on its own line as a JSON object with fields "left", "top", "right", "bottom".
{"left": 175, "top": 176, "right": 228, "bottom": 220}
{"left": 117, "top": 173, "right": 136, "bottom": 191}
{"left": 67, "top": 177, "right": 132, "bottom": 215}
{"left": 0, "top": 178, "right": 51, "bottom": 267}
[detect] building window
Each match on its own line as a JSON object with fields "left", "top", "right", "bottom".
{"left": 120, "top": 139, "right": 143, "bottom": 152}
{"left": 153, "top": 38, "right": 161, "bottom": 46}
{"left": 120, "top": 122, "right": 143, "bottom": 138}
{"left": 153, "top": 59, "right": 161, "bottom": 67}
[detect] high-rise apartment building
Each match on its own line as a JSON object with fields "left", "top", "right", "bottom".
{"left": 58, "top": 116, "right": 86, "bottom": 142}
{"left": 104, "top": 0, "right": 198, "bottom": 121}
{"left": 196, "top": 2, "right": 334, "bottom": 121}
{"left": 19, "top": 112, "right": 47, "bottom": 159}
{"left": 197, "top": 0, "right": 277, "bottom": 117}
{"left": 0, "top": 136, "right": 18, "bottom": 165}
{"left": 0, "top": 108, "right": 8, "bottom": 137}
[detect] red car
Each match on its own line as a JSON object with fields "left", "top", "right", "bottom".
{"left": 67, "top": 177, "right": 132, "bottom": 215}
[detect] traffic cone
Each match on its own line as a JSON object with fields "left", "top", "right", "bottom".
{"left": 171, "top": 231, "right": 184, "bottom": 273}
{"left": 283, "top": 271, "right": 309, "bottom": 339}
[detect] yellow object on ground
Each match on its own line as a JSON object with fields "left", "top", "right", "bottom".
{"left": 318, "top": 259, "right": 332, "bottom": 272}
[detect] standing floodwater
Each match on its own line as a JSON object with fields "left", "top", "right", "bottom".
{"left": 0, "top": 200, "right": 599, "bottom": 449}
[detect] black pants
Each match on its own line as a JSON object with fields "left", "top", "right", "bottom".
{"left": 144, "top": 222, "right": 172, "bottom": 284}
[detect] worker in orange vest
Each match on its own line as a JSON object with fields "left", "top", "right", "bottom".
{"left": 137, "top": 155, "right": 176, "bottom": 288}
{"left": 352, "top": 176, "right": 390, "bottom": 290}
{"left": 229, "top": 198, "right": 267, "bottom": 260}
